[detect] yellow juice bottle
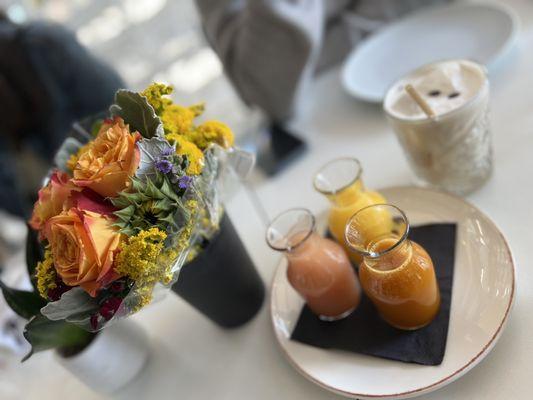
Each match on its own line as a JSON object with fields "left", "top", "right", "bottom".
{"left": 313, "top": 158, "right": 388, "bottom": 264}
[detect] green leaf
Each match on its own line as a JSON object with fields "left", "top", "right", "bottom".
{"left": 25, "top": 224, "right": 43, "bottom": 292}
{"left": 90, "top": 119, "right": 104, "bottom": 137}
{"left": 114, "top": 205, "right": 135, "bottom": 222}
{"left": 160, "top": 178, "right": 180, "bottom": 201}
{"left": 0, "top": 281, "right": 47, "bottom": 319}
{"left": 121, "top": 227, "right": 136, "bottom": 236}
{"left": 40, "top": 288, "right": 98, "bottom": 322}
{"left": 22, "top": 315, "right": 95, "bottom": 362}
{"left": 145, "top": 178, "right": 163, "bottom": 199}
{"left": 109, "top": 90, "right": 164, "bottom": 138}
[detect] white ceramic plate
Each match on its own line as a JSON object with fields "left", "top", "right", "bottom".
{"left": 341, "top": 3, "right": 518, "bottom": 102}
{"left": 270, "top": 186, "right": 515, "bottom": 399}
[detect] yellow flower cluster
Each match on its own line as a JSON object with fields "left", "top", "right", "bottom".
{"left": 35, "top": 249, "right": 57, "bottom": 299}
{"left": 166, "top": 133, "right": 205, "bottom": 175}
{"left": 115, "top": 228, "right": 167, "bottom": 282}
{"left": 174, "top": 199, "right": 199, "bottom": 264}
{"left": 66, "top": 154, "right": 77, "bottom": 172}
{"left": 115, "top": 228, "right": 176, "bottom": 310}
{"left": 141, "top": 82, "right": 173, "bottom": 115}
{"left": 113, "top": 203, "right": 199, "bottom": 309}
{"left": 181, "top": 199, "right": 198, "bottom": 243}
{"left": 186, "top": 205, "right": 223, "bottom": 263}
{"left": 66, "top": 143, "right": 91, "bottom": 172}
{"left": 157, "top": 248, "right": 179, "bottom": 285}
{"left": 161, "top": 105, "right": 196, "bottom": 136}
{"left": 140, "top": 83, "right": 235, "bottom": 176}
{"left": 141, "top": 82, "right": 204, "bottom": 132}
{"left": 160, "top": 199, "right": 198, "bottom": 282}
{"left": 187, "top": 121, "right": 234, "bottom": 150}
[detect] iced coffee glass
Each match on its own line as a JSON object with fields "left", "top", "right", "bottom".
{"left": 345, "top": 204, "right": 440, "bottom": 330}
{"left": 384, "top": 59, "right": 491, "bottom": 195}
{"left": 266, "top": 208, "right": 361, "bottom": 321}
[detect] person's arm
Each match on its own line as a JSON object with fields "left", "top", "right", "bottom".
{"left": 18, "top": 21, "right": 124, "bottom": 155}
{"left": 195, "top": 0, "right": 325, "bottom": 122}
{"left": 21, "top": 22, "right": 123, "bottom": 119}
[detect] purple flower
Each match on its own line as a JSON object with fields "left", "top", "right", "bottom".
{"left": 160, "top": 146, "right": 174, "bottom": 157}
{"left": 178, "top": 175, "right": 192, "bottom": 190}
{"left": 155, "top": 159, "right": 173, "bottom": 174}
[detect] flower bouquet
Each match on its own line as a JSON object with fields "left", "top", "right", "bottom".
{"left": 0, "top": 83, "right": 256, "bottom": 362}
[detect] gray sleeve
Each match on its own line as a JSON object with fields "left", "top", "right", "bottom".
{"left": 195, "top": 0, "right": 325, "bottom": 121}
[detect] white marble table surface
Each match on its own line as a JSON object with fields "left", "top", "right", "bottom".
{"left": 3, "top": 0, "right": 533, "bottom": 398}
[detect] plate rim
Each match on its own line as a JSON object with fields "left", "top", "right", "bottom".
{"left": 269, "top": 186, "right": 516, "bottom": 399}
{"left": 341, "top": 2, "right": 519, "bottom": 103}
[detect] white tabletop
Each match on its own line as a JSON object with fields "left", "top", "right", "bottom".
{"left": 4, "top": 0, "right": 533, "bottom": 398}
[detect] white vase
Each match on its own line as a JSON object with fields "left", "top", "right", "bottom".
{"left": 55, "top": 319, "right": 149, "bottom": 394}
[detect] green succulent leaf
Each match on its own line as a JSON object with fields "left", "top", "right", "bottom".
{"left": 26, "top": 225, "right": 43, "bottom": 292}
{"left": 160, "top": 178, "right": 180, "bottom": 201}
{"left": 0, "top": 280, "right": 47, "bottom": 320}
{"left": 112, "top": 176, "right": 189, "bottom": 235}
{"left": 22, "top": 315, "right": 95, "bottom": 362}
{"left": 109, "top": 90, "right": 164, "bottom": 138}
{"left": 114, "top": 205, "right": 135, "bottom": 222}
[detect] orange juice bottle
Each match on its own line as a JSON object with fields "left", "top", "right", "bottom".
{"left": 345, "top": 204, "right": 440, "bottom": 330}
{"left": 313, "top": 158, "right": 387, "bottom": 263}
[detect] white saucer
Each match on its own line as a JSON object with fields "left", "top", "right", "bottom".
{"left": 341, "top": 3, "right": 518, "bottom": 103}
{"left": 270, "top": 186, "right": 515, "bottom": 399}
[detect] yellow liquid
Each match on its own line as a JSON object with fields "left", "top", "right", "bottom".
{"left": 327, "top": 181, "right": 388, "bottom": 263}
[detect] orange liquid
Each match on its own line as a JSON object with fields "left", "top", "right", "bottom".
{"left": 359, "top": 238, "right": 440, "bottom": 330}
{"left": 286, "top": 233, "right": 361, "bottom": 319}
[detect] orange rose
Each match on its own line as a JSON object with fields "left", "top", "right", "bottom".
{"left": 29, "top": 170, "right": 81, "bottom": 232}
{"left": 44, "top": 208, "right": 121, "bottom": 297}
{"left": 72, "top": 117, "right": 141, "bottom": 198}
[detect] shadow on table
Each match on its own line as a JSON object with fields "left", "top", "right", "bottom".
{"left": 112, "top": 339, "right": 221, "bottom": 400}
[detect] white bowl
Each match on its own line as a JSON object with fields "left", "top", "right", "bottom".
{"left": 341, "top": 3, "right": 518, "bottom": 103}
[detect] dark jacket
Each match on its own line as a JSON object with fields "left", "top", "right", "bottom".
{"left": 0, "top": 18, "right": 123, "bottom": 217}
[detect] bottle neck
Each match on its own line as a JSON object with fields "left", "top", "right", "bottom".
{"left": 325, "top": 178, "right": 366, "bottom": 207}
{"left": 285, "top": 231, "right": 317, "bottom": 259}
{"left": 364, "top": 237, "right": 412, "bottom": 272}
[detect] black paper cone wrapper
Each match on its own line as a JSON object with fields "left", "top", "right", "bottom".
{"left": 172, "top": 214, "right": 265, "bottom": 328}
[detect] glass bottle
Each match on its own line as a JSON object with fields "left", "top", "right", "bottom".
{"left": 345, "top": 204, "right": 440, "bottom": 330}
{"left": 313, "top": 157, "right": 386, "bottom": 263}
{"left": 266, "top": 208, "right": 361, "bottom": 321}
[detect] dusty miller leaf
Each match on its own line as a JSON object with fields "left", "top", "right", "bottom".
{"left": 53, "top": 137, "right": 83, "bottom": 171}
{"left": 40, "top": 287, "right": 98, "bottom": 322}
{"left": 109, "top": 89, "right": 164, "bottom": 138}
{"left": 136, "top": 137, "right": 175, "bottom": 181}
